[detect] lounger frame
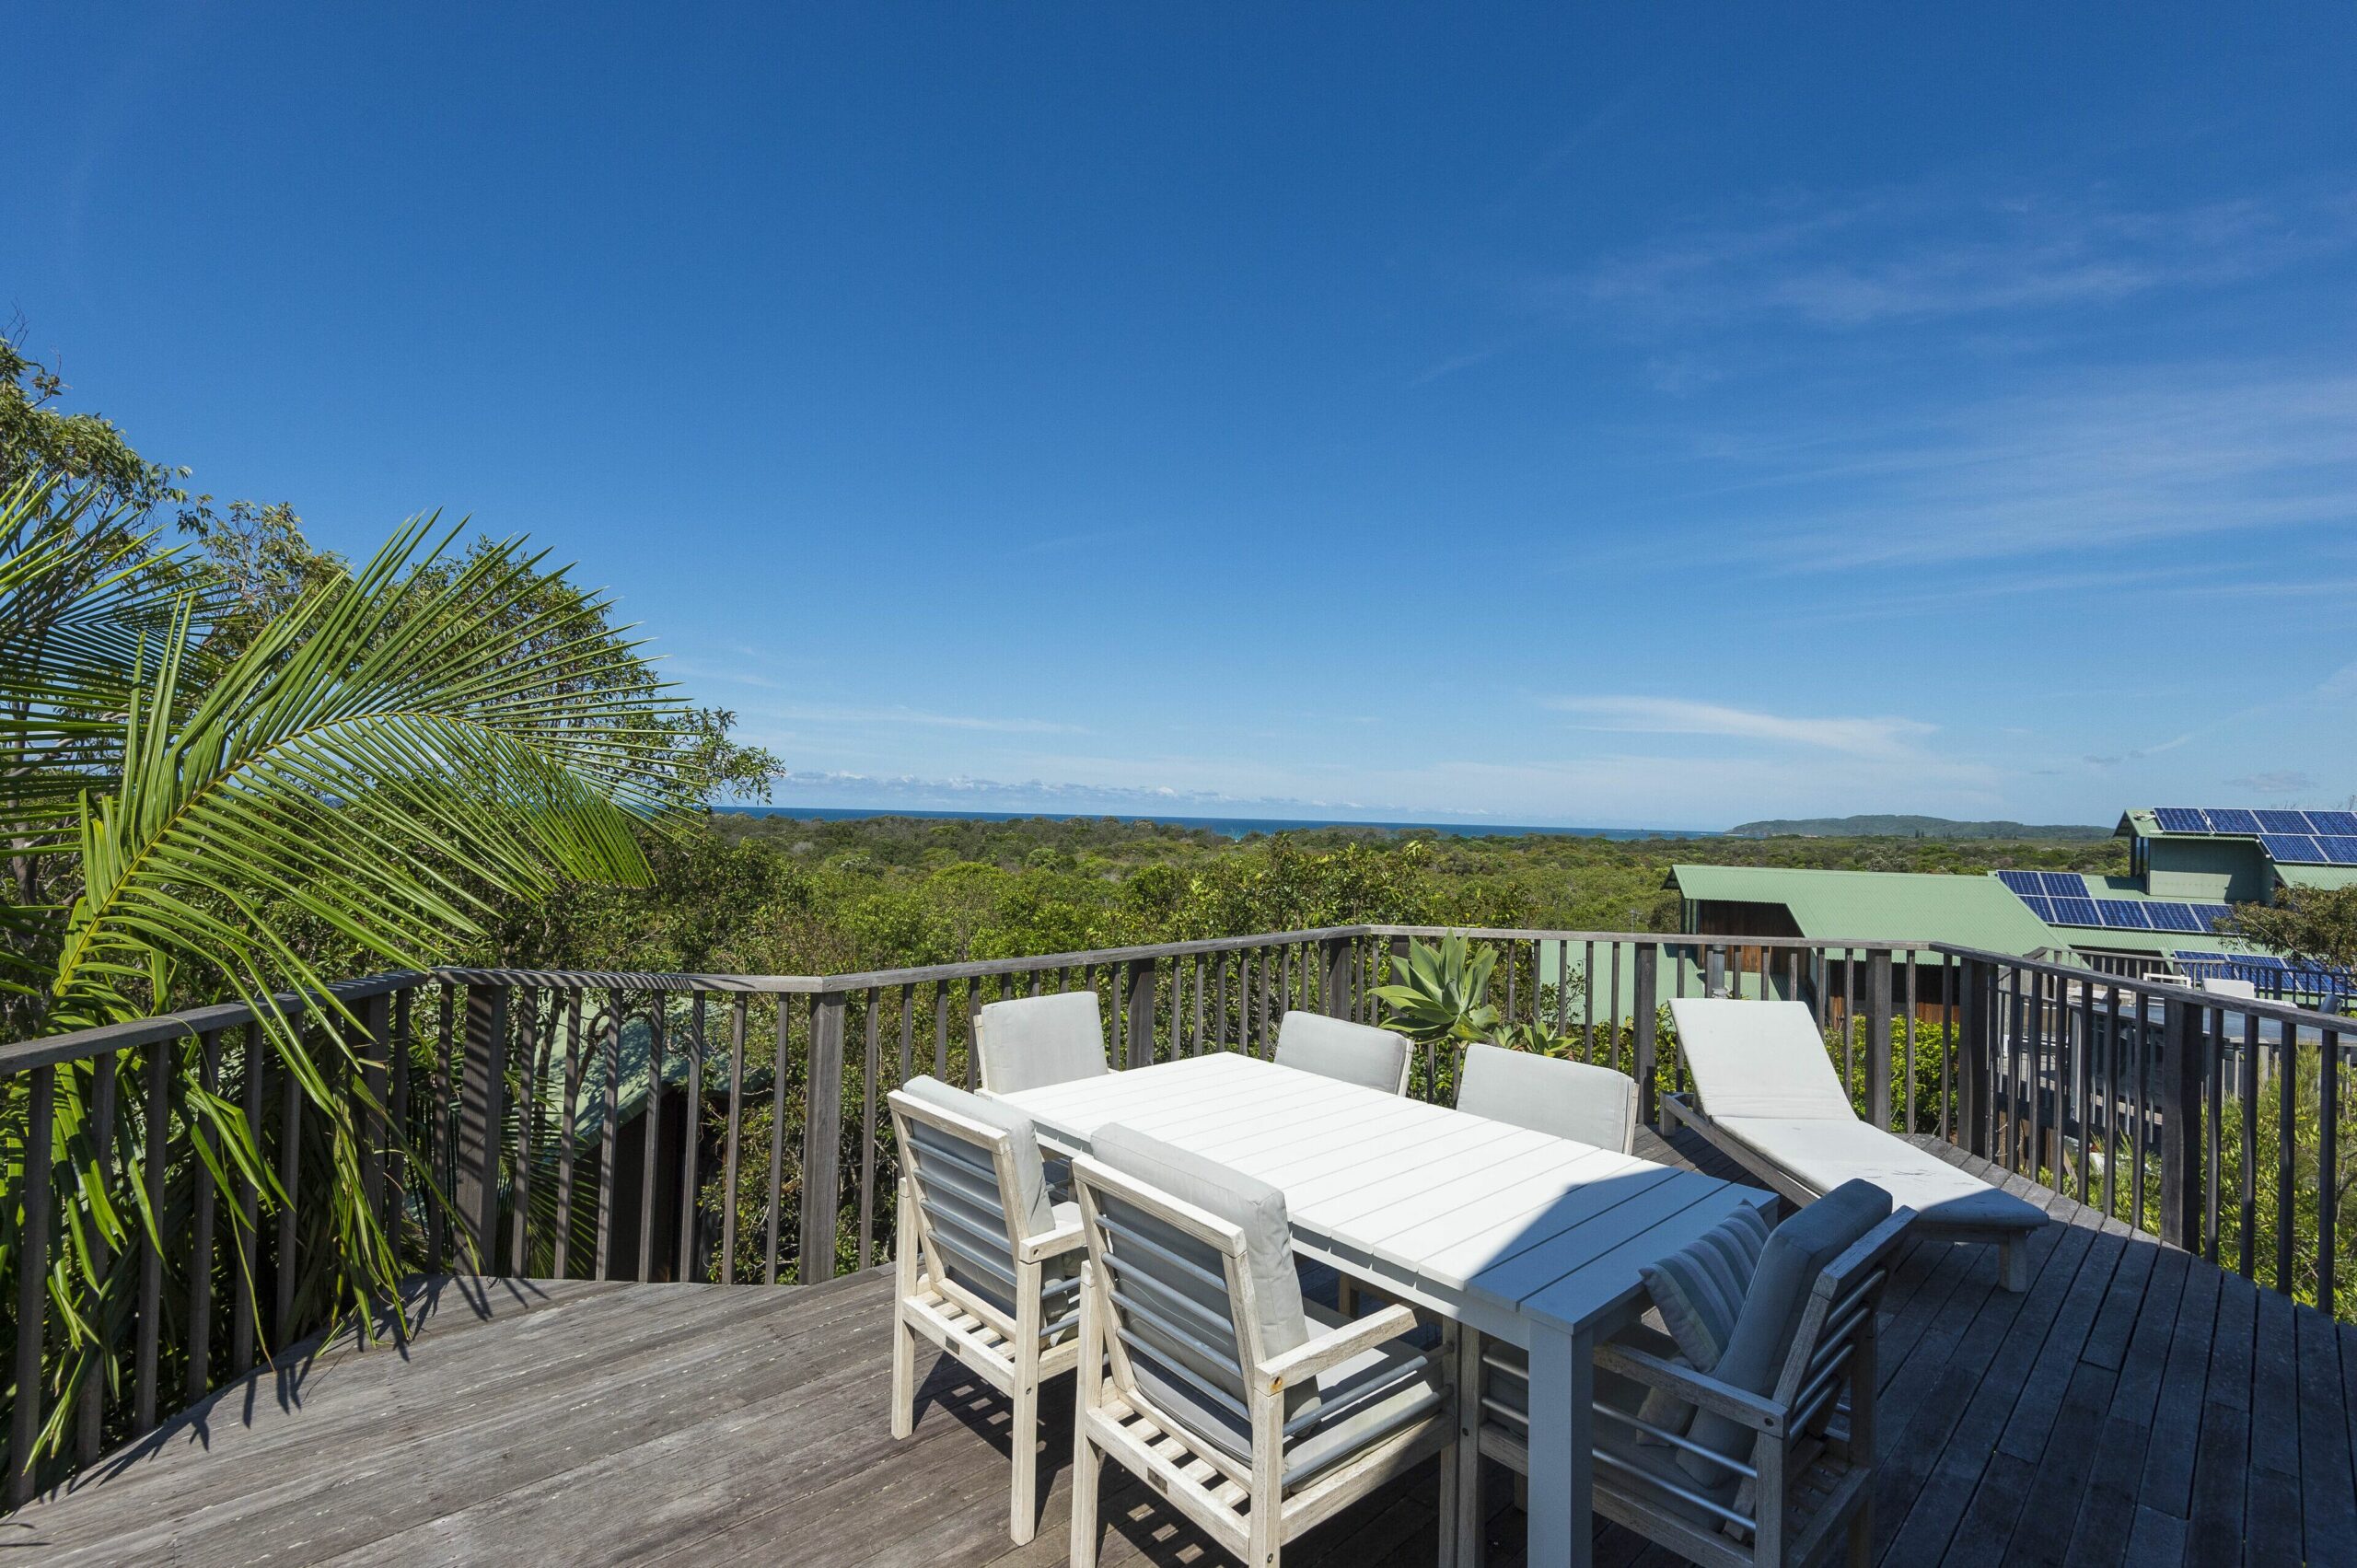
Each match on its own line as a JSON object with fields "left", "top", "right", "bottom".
{"left": 1661, "top": 1092, "right": 2030, "bottom": 1292}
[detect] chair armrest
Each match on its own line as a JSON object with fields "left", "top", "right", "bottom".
{"left": 1255, "top": 1303, "right": 1420, "bottom": 1393}
{"left": 1016, "top": 1219, "right": 1084, "bottom": 1264}
{"left": 1592, "top": 1341, "right": 1787, "bottom": 1434}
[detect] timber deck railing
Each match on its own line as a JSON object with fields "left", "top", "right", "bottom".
{"left": 3, "top": 925, "right": 2349, "bottom": 1507}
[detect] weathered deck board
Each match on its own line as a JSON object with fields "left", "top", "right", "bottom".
{"left": 11, "top": 1129, "right": 2349, "bottom": 1567}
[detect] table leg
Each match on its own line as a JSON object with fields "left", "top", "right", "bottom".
{"left": 1453, "top": 1328, "right": 1485, "bottom": 1566}
{"left": 1524, "top": 1324, "right": 1593, "bottom": 1568}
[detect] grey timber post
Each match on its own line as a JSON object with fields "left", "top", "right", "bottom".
{"left": 1866, "top": 949, "right": 1895, "bottom": 1130}
{"left": 2158, "top": 993, "right": 2203, "bottom": 1251}
{"left": 1631, "top": 942, "right": 1660, "bottom": 1128}
{"left": 801, "top": 991, "right": 848, "bottom": 1283}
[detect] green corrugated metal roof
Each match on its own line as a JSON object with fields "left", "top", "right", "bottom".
{"left": 1666, "top": 865, "right": 2061, "bottom": 957}
{"left": 2277, "top": 864, "right": 2357, "bottom": 890}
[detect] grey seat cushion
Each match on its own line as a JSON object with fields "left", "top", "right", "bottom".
{"left": 897, "top": 1074, "right": 1055, "bottom": 1238}
{"left": 975, "top": 991, "right": 1110, "bottom": 1094}
{"left": 1279, "top": 1300, "right": 1446, "bottom": 1489}
{"left": 1272, "top": 1012, "right": 1411, "bottom": 1095}
{"left": 1091, "top": 1122, "right": 1315, "bottom": 1456}
{"left": 1677, "top": 1179, "right": 1892, "bottom": 1494}
{"left": 1457, "top": 1041, "right": 1637, "bottom": 1151}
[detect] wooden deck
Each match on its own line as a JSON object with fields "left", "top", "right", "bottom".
{"left": 13, "top": 1129, "right": 2356, "bottom": 1567}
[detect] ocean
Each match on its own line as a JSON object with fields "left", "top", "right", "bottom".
{"left": 714, "top": 806, "right": 1720, "bottom": 842}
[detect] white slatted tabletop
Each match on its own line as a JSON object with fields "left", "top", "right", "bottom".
{"left": 996, "top": 1050, "right": 1772, "bottom": 1568}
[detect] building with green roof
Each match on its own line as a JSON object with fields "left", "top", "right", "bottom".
{"left": 1668, "top": 801, "right": 2352, "bottom": 1004}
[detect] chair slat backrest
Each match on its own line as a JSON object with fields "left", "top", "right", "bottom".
{"left": 1073, "top": 1152, "right": 1263, "bottom": 1466}
{"left": 889, "top": 1083, "right": 1042, "bottom": 1339}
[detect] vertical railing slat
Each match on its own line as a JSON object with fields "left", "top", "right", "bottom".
{"left": 231, "top": 1026, "right": 262, "bottom": 1376}
{"left": 9, "top": 1066, "right": 55, "bottom": 1509}
{"left": 552, "top": 994, "right": 585, "bottom": 1278}
{"left": 186, "top": 1028, "right": 222, "bottom": 1400}
{"left": 764, "top": 995, "right": 792, "bottom": 1285}
{"left": 134, "top": 1040, "right": 168, "bottom": 1433}
{"left": 75, "top": 1053, "right": 116, "bottom": 1466}
{"left": 855, "top": 989, "right": 878, "bottom": 1269}
{"left": 720, "top": 996, "right": 747, "bottom": 1286}
{"left": 638, "top": 998, "right": 665, "bottom": 1283}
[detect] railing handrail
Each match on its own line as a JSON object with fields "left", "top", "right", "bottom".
{"left": 1935, "top": 942, "right": 2352, "bottom": 1031}
{"left": 0, "top": 970, "right": 430, "bottom": 1075}
{"left": 0, "top": 924, "right": 1944, "bottom": 1074}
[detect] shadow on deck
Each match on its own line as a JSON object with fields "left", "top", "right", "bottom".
{"left": 10, "top": 1128, "right": 2355, "bottom": 1566}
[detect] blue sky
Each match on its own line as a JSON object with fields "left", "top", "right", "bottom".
{"left": 12, "top": 6, "right": 2357, "bottom": 829}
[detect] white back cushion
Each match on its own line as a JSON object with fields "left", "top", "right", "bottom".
{"left": 975, "top": 991, "right": 1110, "bottom": 1094}
{"left": 1273, "top": 1011, "right": 1411, "bottom": 1094}
{"left": 1666, "top": 998, "right": 1855, "bottom": 1121}
{"left": 1456, "top": 1043, "right": 1637, "bottom": 1152}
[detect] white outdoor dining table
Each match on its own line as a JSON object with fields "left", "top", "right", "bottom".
{"left": 993, "top": 1051, "right": 1774, "bottom": 1568}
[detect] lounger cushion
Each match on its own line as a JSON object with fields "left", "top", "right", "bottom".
{"left": 1668, "top": 999, "right": 1856, "bottom": 1120}
{"left": 1678, "top": 1180, "right": 1892, "bottom": 1493}
{"left": 1091, "top": 1122, "right": 1316, "bottom": 1453}
{"left": 975, "top": 991, "right": 1110, "bottom": 1094}
{"left": 1457, "top": 1042, "right": 1638, "bottom": 1152}
{"left": 897, "top": 1075, "right": 1055, "bottom": 1238}
{"left": 1273, "top": 1012, "right": 1412, "bottom": 1094}
{"left": 1713, "top": 1117, "right": 2048, "bottom": 1232}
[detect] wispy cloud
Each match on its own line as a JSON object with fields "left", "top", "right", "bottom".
{"left": 1684, "top": 367, "right": 2357, "bottom": 569}
{"left": 749, "top": 703, "right": 1086, "bottom": 735}
{"left": 2227, "top": 771, "right": 2317, "bottom": 796}
{"left": 1551, "top": 186, "right": 2357, "bottom": 331}
{"left": 1547, "top": 696, "right": 1935, "bottom": 761}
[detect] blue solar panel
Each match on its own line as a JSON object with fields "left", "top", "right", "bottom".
{"left": 2203, "top": 807, "right": 2263, "bottom": 836}
{"left": 2019, "top": 895, "right": 2058, "bottom": 923}
{"left": 2196, "top": 904, "right": 2235, "bottom": 929}
{"left": 2096, "top": 900, "right": 2152, "bottom": 929}
{"left": 2049, "top": 896, "right": 2102, "bottom": 925}
{"left": 1996, "top": 870, "right": 2045, "bottom": 897}
{"left": 2038, "top": 871, "right": 2088, "bottom": 898}
{"left": 2144, "top": 902, "right": 2203, "bottom": 933}
{"left": 2312, "top": 811, "right": 2357, "bottom": 836}
{"left": 2153, "top": 807, "right": 2210, "bottom": 834}
{"left": 2260, "top": 832, "right": 2327, "bottom": 864}
{"left": 2322, "top": 837, "right": 2357, "bottom": 865}
{"left": 2257, "top": 809, "right": 2314, "bottom": 834}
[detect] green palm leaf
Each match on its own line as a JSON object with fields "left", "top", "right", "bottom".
{"left": 9, "top": 507, "right": 699, "bottom": 1467}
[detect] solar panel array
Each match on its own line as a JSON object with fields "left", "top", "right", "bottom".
{"left": 2253, "top": 832, "right": 2357, "bottom": 865}
{"left": 2154, "top": 806, "right": 2357, "bottom": 842}
{"left": 2000, "top": 877, "right": 2232, "bottom": 933}
{"left": 2174, "top": 949, "right": 2351, "bottom": 1001}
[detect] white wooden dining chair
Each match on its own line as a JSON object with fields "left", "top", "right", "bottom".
{"left": 1069, "top": 1123, "right": 1459, "bottom": 1568}
{"left": 1461, "top": 1182, "right": 1911, "bottom": 1568}
{"left": 886, "top": 1075, "right": 1086, "bottom": 1545}
{"left": 1455, "top": 1042, "right": 1638, "bottom": 1153}
{"left": 975, "top": 989, "right": 1111, "bottom": 1094}
{"left": 1272, "top": 1010, "right": 1413, "bottom": 1095}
